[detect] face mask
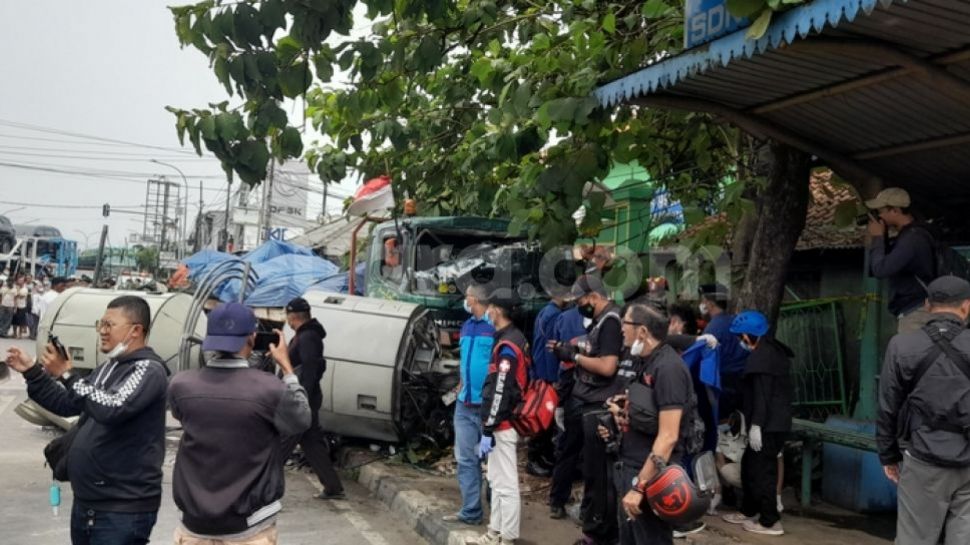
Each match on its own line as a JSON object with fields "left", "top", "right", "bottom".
{"left": 699, "top": 303, "right": 709, "bottom": 316}
{"left": 105, "top": 326, "right": 136, "bottom": 360}
{"left": 739, "top": 336, "right": 755, "bottom": 352}
{"left": 483, "top": 311, "right": 494, "bottom": 327}
{"left": 463, "top": 300, "right": 473, "bottom": 315}
{"left": 631, "top": 339, "right": 645, "bottom": 356}
{"left": 578, "top": 303, "right": 596, "bottom": 319}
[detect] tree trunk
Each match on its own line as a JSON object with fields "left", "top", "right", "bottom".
{"left": 733, "top": 141, "right": 812, "bottom": 325}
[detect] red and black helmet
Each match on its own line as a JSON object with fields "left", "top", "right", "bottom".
{"left": 643, "top": 463, "right": 711, "bottom": 525}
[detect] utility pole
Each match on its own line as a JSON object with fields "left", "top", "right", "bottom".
{"left": 195, "top": 181, "right": 203, "bottom": 252}
{"left": 222, "top": 173, "right": 232, "bottom": 252}
{"left": 322, "top": 182, "right": 328, "bottom": 222}
{"left": 93, "top": 225, "right": 109, "bottom": 286}
{"left": 158, "top": 181, "right": 171, "bottom": 273}
{"left": 263, "top": 158, "right": 275, "bottom": 242}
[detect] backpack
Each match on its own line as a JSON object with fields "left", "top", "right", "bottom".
{"left": 627, "top": 368, "right": 706, "bottom": 456}
{"left": 493, "top": 340, "right": 560, "bottom": 437}
{"left": 911, "top": 225, "right": 970, "bottom": 281}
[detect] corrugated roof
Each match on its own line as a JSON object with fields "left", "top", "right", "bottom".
{"left": 680, "top": 172, "right": 866, "bottom": 251}
{"left": 595, "top": 0, "right": 970, "bottom": 223}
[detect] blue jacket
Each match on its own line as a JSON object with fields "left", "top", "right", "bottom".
{"left": 531, "top": 302, "right": 563, "bottom": 382}
{"left": 704, "top": 313, "right": 749, "bottom": 377}
{"left": 458, "top": 316, "right": 495, "bottom": 405}
{"left": 553, "top": 307, "right": 587, "bottom": 346}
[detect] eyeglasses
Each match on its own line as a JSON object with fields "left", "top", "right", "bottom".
{"left": 622, "top": 320, "right": 643, "bottom": 326}
{"left": 95, "top": 320, "right": 133, "bottom": 332}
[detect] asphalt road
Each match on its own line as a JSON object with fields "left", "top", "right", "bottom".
{"left": 0, "top": 337, "right": 427, "bottom": 545}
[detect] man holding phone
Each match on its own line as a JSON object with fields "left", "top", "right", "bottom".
{"left": 6, "top": 295, "right": 169, "bottom": 545}
{"left": 278, "top": 297, "right": 345, "bottom": 500}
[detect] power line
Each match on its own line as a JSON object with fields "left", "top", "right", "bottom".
{"left": 0, "top": 150, "right": 214, "bottom": 162}
{"left": 0, "top": 119, "right": 198, "bottom": 156}
{"left": 0, "top": 200, "right": 144, "bottom": 210}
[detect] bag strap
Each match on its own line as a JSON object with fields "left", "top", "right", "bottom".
{"left": 926, "top": 327, "right": 970, "bottom": 384}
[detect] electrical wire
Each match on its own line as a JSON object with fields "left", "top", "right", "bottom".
{"left": 0, "top": 119, "right": 198, "bottom": 156}
{"left": 0, "top": 200, "right": 144, "bottom": 210}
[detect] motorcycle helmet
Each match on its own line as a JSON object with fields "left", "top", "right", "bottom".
{"left": 643, "top": 463, "right": 712, "bottom": 525}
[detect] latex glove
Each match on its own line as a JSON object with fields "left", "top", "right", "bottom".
{"left": 479, "top": 435, "right": 495, "bottom": 459}
{"left": 554, "top": 407, "right": 565, "bottom": 432}
{"left": 749, "top": 425, "right": 763, "bottom": 452}
{"left": 551, "top": 342, "right": 579, "bottom": 362}
{"left": 697, "top": 334, "right": 719, "bottom": 349}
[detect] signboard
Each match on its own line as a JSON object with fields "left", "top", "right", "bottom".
{"left": 270, "top": 169, "right": 308, "bottom": 225}
{"left": 685, "top": 0, "right": 748, "bottom": 49}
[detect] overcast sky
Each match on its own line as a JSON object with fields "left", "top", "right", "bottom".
{"left": 0, "top": 1, "right": 356, "bottom": 250}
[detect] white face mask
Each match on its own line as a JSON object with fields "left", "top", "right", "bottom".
{"left": 631, "top": 339, "right": 645, "bottom": 356}
{"left": 105, "top": 326, "right": 136, "bottom": 360}
{"left": 699, "top": 303, "right": 709, "bottom": 316}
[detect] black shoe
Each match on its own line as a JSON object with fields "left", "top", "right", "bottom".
{"left": 315, "top": 489, "right": 346, "bottom": 500}
{"left": 526, "top": 461, "right": 552, "bottom": 478}
{"left": 550, "top": 505, "right": 567, "bottom": 519}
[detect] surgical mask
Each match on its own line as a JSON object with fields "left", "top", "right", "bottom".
{"left": 699, "top": 303, "right": 709, "bottom": 316}
{"left": 578, "top": 303, "right": 596, "bottom": 319}
{"left": 739, "top": 338, "right": 755, "bottom": 352}
{"left": 483, "top": 312, "right": 494, "bottom": 327}
{"left": 631, "top": 339, "right": 645, "bottom": 356}
{"left": 463, "top": 300, "right": 473, "bottom": 315}
{"left": 105, "top": 326, "right": 136, "bottom": 360}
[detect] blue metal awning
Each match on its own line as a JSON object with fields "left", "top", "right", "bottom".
{"left": 595, "top": 0, "right": 970, "bottom": 211}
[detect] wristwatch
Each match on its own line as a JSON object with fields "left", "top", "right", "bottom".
{"left": 630, "top": 476, "right": 648, "bottom": 495}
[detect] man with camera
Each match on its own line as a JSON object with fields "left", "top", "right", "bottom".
{"left": 5, "top": 295, "right": 169, "bottom": 545}
{"left": 278, "top": 297, "right": 345, "bottom": 500}
{"left": 601, "top": 303, "right": 696, "bottom": 545}
{"left": 865, "top": 187, "right": 936, "bottom": 333}
{"left": 550, "top": 274, "right": 623, "bottom": 545}
{"left": 168, "top": 302, "right": 311, "bottom": 544}
{"left": 877, "top": 276, "right": 970, "bottom": 544}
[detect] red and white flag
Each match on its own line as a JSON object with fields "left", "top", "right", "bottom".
{"left": 347, "top": 174, "right": 394, "bottom": 217}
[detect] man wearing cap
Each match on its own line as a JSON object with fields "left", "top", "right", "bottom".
{"left": 279, "top": 297, "right": 345, "bottom": 500}
{"left": 866, "top": 187, "right": 936, "bottom": 333}
{"left": 550, "top": 274, "right": 623, "bottom": 545}
{"left": 877, "top": 276, "right": 970, "bottom": 544}
{"left": 168, "top": 302, "right": 311, "bottom": 545}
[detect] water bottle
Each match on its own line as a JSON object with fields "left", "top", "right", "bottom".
{"left": 50, "top": 481, "right": 61, "bottom": 517}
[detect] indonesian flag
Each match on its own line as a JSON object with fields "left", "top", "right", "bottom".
{"left": 347, "top": 175, "right": 394, "bottom": 217}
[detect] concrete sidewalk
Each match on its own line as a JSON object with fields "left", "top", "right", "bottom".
{"left": 347, "top": 448, "right": 895, "bottom": 545}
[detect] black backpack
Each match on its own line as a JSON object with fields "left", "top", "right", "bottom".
{"left": 911, "top": 225, "right": 970, "bottom": 281}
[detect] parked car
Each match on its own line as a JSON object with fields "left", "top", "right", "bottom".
{"left": 15, "top": 225, "right": 61, "bottom": 238}
{"left": 0, "top": 215, "right": 15, "bottom": 253}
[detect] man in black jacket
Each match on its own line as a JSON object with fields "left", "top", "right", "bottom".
{"left": 168, "top": 302, "right": 311, "bottom": 544}
{"left": 877, "top": 275, "right": 970, "bottom": 544}
{"left": 279, "top": 297, "right": 345, "bottom": 499}
{"left": 6, "top": 295, "right": 169, "bottom": 545}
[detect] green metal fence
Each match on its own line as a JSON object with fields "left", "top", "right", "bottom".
{"left": 776, "top": 299, "right": 848, "bottom": 419}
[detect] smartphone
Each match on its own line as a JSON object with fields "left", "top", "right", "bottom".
{"left": 48, "top": 332, "right": 69, "bottom": 360}
{"left": 253, "top": 331, "right": 278, "bottom": 352}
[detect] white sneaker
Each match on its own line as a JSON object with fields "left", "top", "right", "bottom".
{"left": 722, "top": 513, "right": 757, "bottom": 525}
{"left": 777, "top": 494, "right": 784, "bottom": 513}
{"left": 743, "top": 520, "right": 785, "bottom": 536}
{"left": 467, "top": 531, "right": 501, "bottom": 545}
{"left": 673, "top": 521, "right": 706, "bottom": 538}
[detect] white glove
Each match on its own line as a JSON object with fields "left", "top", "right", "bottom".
{"left": 749, "top": 425, "right": 763, "bottom": 452}
{"left": 697, "top": 334, "right": 719, "bottom": 349}
{"left": 707, "top": 492, "right": 722, "bottom": 516}
{"left": 554, "top": 407, "right": 565, "bottom": 432}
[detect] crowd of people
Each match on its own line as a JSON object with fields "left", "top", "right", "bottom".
{"left": 448, "top": 267, "right": 796, "bottom": 545}
{"left": 0, "top": 271, "right": 74, "bottom": 340}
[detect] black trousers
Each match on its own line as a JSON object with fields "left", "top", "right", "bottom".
{"left": 281, "top": 417, "right": 344, "bottom": 494}
{"left": 528, "top": 422, "right": 557, "bottom": 468}
{"left": 740, "top": 431, "right": 785, "bottom": 527}
{"left": 550, "top": 398, "right": 585, "bottom": 508}
{"left": 581, "top": 408, "right": 618, "bottom": 544}
{"left": 614, "top": 462, "right": 673, "bottom": 545}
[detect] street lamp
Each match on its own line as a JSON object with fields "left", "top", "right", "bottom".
{"left": 149, "top": 159, "right": 189, "bottom": 260}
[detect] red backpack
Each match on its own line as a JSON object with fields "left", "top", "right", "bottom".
{"left": 494, "top": 340, "right": 560, "bottom": 437}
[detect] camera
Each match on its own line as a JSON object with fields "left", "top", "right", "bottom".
{"left": 48, "top": 332, "right": 68, "bottom": 360}
{"left": 597, "top": 411, "right": 620, "bottom": 454}
{"left": 855, "top": 210, "right": 879, "bottom": 226}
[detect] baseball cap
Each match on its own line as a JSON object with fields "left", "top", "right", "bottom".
{"left": 865, "top": 187, "right": 911, "bottom": 209}
{"left": 286, "top": 297, "right": 311, "bottom": 313}
{"left": 202, "top": 302, "right": 258, "bottom": 353}
{"left": 699, "top": 283, "right": 730, "bottom": 300}
{"left": 50, "top": 277, "right": 69, "bottom": 287}
{"left": 926, "top": 275, "right": 970, "bottom": 305}
{"left": 570, "top": 274, "right": 608, "bottom": 299}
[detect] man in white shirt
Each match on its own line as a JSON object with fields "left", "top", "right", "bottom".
{"left": 0, "top": 280, "right": 13, "bottom": 337}
{"left": 34, "top": 277, "right": 68, "bottom": 324}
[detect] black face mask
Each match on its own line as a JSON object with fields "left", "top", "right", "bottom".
{"left": 578, "top": 303, "right": 596, "bottom": 318}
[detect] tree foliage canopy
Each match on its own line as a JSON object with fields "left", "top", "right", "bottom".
{"left": 168, "top": 0, "right": 743, "bottom": 247}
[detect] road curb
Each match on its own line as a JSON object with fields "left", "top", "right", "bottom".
{"left": 356, "top": 462, "right": 478, "bottom": 545}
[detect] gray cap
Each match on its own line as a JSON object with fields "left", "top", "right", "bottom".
{"left": 570, "top": 274, "right": 608, "bottom": 299}
{"left": 927, "top": 275, "right": 970, "bottom": 304}
{"left": 865, "top": 187, "right": 911, "bottom": 209}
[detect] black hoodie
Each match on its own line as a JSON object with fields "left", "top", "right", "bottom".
{"left": 742, "top": 338, "right": 794, "bottom": 433}
{"left": 24, "top": 347, "right": 169, "bottom": 512}
{"left": 289, "top": 318, "right": 327, "bottom": 415}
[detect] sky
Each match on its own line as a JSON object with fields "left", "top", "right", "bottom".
{"left": 0, "top": 1, "right": 357, "bottom": 250}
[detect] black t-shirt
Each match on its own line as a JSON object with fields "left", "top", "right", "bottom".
{"left": 572, "top": 306, "right": 624, "bottom": 404}
{"left": 619, "top": 344, "right": 693, "bottom": 467}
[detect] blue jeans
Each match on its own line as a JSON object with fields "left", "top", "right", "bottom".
{"left": 70, "top": 501, "right": 157, "bottom": 545}
{"left": 454, "top": 403, "right": 484, "bottom": 522}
